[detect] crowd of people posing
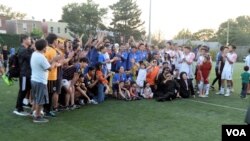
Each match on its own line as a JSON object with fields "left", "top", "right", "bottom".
{"left": 1, "top": 31, "right": 248, "bottom": 123}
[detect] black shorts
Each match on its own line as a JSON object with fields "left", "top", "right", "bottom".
{"left": 56, "top": 77, "right": 62, "bottom": 94}
{"left": 47, "top": 80, "right": 57, "bottom": 94}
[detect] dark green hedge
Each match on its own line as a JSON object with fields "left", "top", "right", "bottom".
{"left": 0, "top": 34, "right": 20, "bottom": 48}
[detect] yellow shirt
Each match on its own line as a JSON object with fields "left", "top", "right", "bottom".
{"left": 44, "top": 46, "right": 57, "bottom": 80}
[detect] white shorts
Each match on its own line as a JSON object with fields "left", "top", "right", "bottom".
{"left": 61, "top": 79, "right": 71, "bottom": 89}
{"left": 221, "top": 70, "right": 233, "bottom": 80}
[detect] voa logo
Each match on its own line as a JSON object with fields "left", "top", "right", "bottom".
{"left": 226, "top": 129, "right": 246, "bottom": 136}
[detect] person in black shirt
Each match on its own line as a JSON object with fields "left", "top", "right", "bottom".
{"left": 178, "top": 72, "right": 195, "bottom": 98}
{"left": 13, "top": 34, "right": 32, "bottom": 116}
{"left": 156, "top": 69, "right": 180, "bottom": 101}
{"left": 84, "top": 67, "right": 98, "bottom": 99}
{"left": 215, "top": 46, "right": 228, "bottom": 94}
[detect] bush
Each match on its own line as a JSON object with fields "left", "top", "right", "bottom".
{"left": 0, "top": 34, "right": 20, "bottom": 48}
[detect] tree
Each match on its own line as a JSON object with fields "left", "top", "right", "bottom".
{"left": 61, "top": 0, "right": 107, "bottom": 37}
{"left": 109, "top": 0, "right": 145, "bottom": 42}
{"left": 0, "top": 4, "right": 26, "bottom": 20}
{"left": 151, "top": 30, "right": 166, "bottom": 48}
{"left": 174, "top": 29, "right": 192, "bottom": 40}
{"left": 192, "top": 29, "right": 216, "bottom": 41}
{"left": 217, "top": 16, "right": 250, "bottom": 45}
{"left": 30, "top": 28, "right": 43, "bottom": 39}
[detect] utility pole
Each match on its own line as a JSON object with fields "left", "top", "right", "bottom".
{"left": 226, "top": 19, "right": 230, "bottom": 45}
{"left": 148, "top": 0, "right": 152, "bottom": 45}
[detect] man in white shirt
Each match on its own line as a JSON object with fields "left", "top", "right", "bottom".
{"left": 220, "top": 45, "right": 237, "bottom": 96}
{"left": 245, "top": 49, "right": 250, "bottom": 72}
{"left": 30, "top": 39, "right": 58, "bottom": 123}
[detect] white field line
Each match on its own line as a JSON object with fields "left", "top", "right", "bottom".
{"left": 189, "top": 99, "right": 247, "bottom": 112}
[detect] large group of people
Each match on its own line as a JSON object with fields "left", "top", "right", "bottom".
{"left": 0, "top": 31, "right": 250, "bottom": 124}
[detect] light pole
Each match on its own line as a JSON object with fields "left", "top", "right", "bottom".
{"left": 226, "top": 19, "right": 230, "bottom": 45}
{"left": 148, "top": 0, "right": 152, "bottom": 45}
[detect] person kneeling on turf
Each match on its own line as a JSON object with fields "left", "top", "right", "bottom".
{"left": 156, "top": 71, "right": 180, "bottom": 102}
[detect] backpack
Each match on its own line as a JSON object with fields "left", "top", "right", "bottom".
{"left": 7, "top": 53, "right": 20, "bottom": 78}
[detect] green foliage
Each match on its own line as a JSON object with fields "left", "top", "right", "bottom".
{"left": 174, "top": 29, "right": 192, "bottom": 40}
{"left": 62, "top": 0, "right": 107, "bottom": 37}
{"left": 151, "top": 30, "right": 166, "bottom": 48}
{"left": 0, "top": 34, "right": 20, "bottom": 48}
{"left": 109, "top": 0, "right": 145, "bottom": 42}
{"left": 0, "top": 4, "right": 26, "bottom": 20}
{"left": 217, "top": 16, "right": 250, "bottom": 46}
{"left": 192, "top": 29, "right": 216, "bottom": 41}
{"left": 30, "top": 28, "right": 43, "bottom": 39}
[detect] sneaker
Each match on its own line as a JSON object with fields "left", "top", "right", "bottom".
{"left": 52, "top": 108, "right": 59, "bottom": 113}
{"left": 210, "top": 86, "right": 215, "bottom": 90}
{"left": 23, "top": 98, "right": 29, "bottom": 105}
{"left": 79, "top": 100, "right": 85, "bottom": 106}
{"left": 32, "top": 110, "right": 45, "bottom": 117}
{"left": 89, "top": 99, "right": 98, "bottom": 105}
{"left": 230, "top": 89, "right": 234, "bottom": 93}
{"left": 215, "top": 91, "right": 221, "bottom": 95}
{"left": 69, "top": 105, "right": 80, "bottom": 110}
{"left": 33, "top": 117, "right": 49, "bottom": 123}
{"left": 2, "top": 74, "right": 10, "bottom": 86}
{"left": 198, "top": 95, "right": 206, "bottom": 98}
{"left": 13, "top": 110, "right": 30, "bottom": 116}
{"left": 224, "top": 93, "right": 230, "bottom": 97}
{"left": 44, "top": 111, "right": 56, "bottom": 117}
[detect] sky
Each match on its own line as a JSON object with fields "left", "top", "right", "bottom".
{"left": 1, "top": 0, "right": 250, "bottom": 39}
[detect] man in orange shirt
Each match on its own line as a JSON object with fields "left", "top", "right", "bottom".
{"left": 44, "top": 33, "right": 62, "bottom": 117}
{"left": 146, "top": 59, "right": 160, "bottom": 93}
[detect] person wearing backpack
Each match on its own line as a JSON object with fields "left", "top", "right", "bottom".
{"left": 13, "top": 34, "right": 32, "bottom": 116}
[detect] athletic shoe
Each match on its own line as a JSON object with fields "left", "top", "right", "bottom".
{"left": 79, "top": 100, "right": 85, "bottom": 106}
{"left": 52, "top": 108, "right": 59, "bottom": 113}
{"left": 230, "top": 89, "right": 234, "bottom": 93}
{"left": 23, "top": 98, "right": 29, "bottom": 105}
{"left": 44, "top": 111, "right": 56, "bottom": 117}
{"left": 33, "top": 117, "right": 49, "bottom": 123}
{"left": 215, "top": 91, "right": 221, "bottom": 95}
{"left": 32, "top": 110, "right": 45, "bottom": 117}
{"left": 89, "top": 99, "right": 98, "bottom": 105}
{"left": 69, "top": 105, "right": 80, "bottom": 110}
{"left": 13, "top": 110, "right": 30, "bottom": 116}
{"left": 224, "top": 93, "right": 230, "bottom": 97}
{"left": 2, "top": 74, "right": 10, "bottom": 86}
{"left": 210, "top": 86, "right": 215, "bottom": 90}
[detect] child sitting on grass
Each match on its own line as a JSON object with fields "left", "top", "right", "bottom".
{"left": 75, "top": 74, "right": 98, "bottom": 105}
{"left": 118, "top": 81, "right": 131, "bottom": 101}
{"left": 129, "top": 81, "right": 141, "bottom": 100}
{"left": 142, "top": 82, "right": 154, "bottom": 99}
